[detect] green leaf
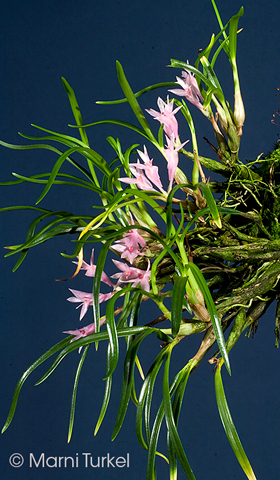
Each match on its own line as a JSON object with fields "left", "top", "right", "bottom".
{"left": 61, "top": 77, "right": 89, "bottom": 146}
{"left": 162, "top": 349, "right": 197, "bottom": 480}
{"left": 215, "top": 363, "right": 257, "bottom": 480}
{"left": 167, "top": 429, "right": 178, "bottom": 480}
{"left": 20, "top": 128, "right": 87, "bottom": 148}
{"left": 4, "top": 211, "right": 84, "bottom": 261}
{"left": 187, "top": 262, "right": 231, "bottom": 375}
{"left": 171, "top": 364, "right": 194, "bottom": 425}
{"left": 1, "top": 337, "right": 72, "bottom": 433}
{"left": 67, "top": 344, "right": 90, "bottom": 443}
{"left": 228, "top": 7, "right": 244, "bottom": 62}
{"left": 35, "top": 145, "right": 111, "bottom": 203}
{"left": 96, "top": 81, "right": 176, "bottom": 104}
{"left": 116, "top": 61, "right": 155, "bottom": 142}
{"left": 94, "top": 344, "right": 113, "bottom": 435}
{"left": 69, "top": 118, "right": 150, "bottom": 140}
{"left": 136, "top": 349, "right": 166, "bottom": 450}
{"left": 92, "top": 240, "right": 113, "bottom": 338}
{"left": 146, "top": 366, "right": 187, "bottom": 479}
{"left": 9, "top": 171, "right": 103, "bottom": 192}
{"left": 35, "top": 326, "right": 156, "bottom": 388}
{"left": 0, "top": 139, "right": 59, "bottom": 153}
{"left": 199, "top": 56, "right": 225, "bottom": 103}
{"left": 111, "top": 329, "right": 153, "bottom": 440}
{"left": 197, "top": 181, "right": 222, "bottom": 228}
{"left": 103, "top": 292, "right": 120, "bottom": 378}
{"left": 171, "top": 275, "right": 188, "bottom": 336}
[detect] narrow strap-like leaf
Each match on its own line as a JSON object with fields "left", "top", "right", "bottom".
{"left": 116, "top": 61, "right": 155, "bottom": 142}
{"left": 70, "top": 118, "right": 149, "bottom": 139}
{"left": 228, "top": 7, "right": 244, "bottom": 62}
{"left": 167, "top": 430, "right": 177, "bottom": 480}
{"left": 94, "top": 343, "right": 113, "bottom": 435}
{"left": 92, "top": 240, "right": 113, "bottom": 338}
{"left": 61, "top": 77, "right": 89, "bottom": 146}
{"left": 96, "top": 82, "right": 176, "bottom": 104}
{"left": 67, "top": 344, "right": 90, "bottom": 443}
{"left": 103, "top": 293, "right": 120, "bottom": 378}
{"left": 162, "top": 349, "right": 197, "bottom": 480}
{"left": 187, "top": 262, "right": 231, "bottom": 375}
{"left": 136, "top": 349, "right": 166, "bottom": 449}
{"left": 171, "top": 275, "right": 188, "bottom": 336}
{"left": 197, "top": 181, "right": 222, "bottom": 228}
{"left": 1, "top": 337, "right": 72, "bottom": 433}
{"left": 146, "top": 367, "right": 187, "bottom": 479}
{"left": 215, "top": 363, "right": 257, "bottom": 480}
{"left": 111, "top": 330, "right": 152, "bottom": 440}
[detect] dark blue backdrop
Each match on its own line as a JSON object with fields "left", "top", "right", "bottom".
{"left": 1, "top": 1, "right": 279, "bottom": 479}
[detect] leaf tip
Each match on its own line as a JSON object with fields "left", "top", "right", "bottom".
{"left": 1, "top": 425, "right": 7, "bottom": 434}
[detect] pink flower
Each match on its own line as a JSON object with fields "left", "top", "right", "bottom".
{"left": 73, "top": 249, "right": 114, "bottom": 287}
{"left": 119, "top": 161, "right": 156, "bottom": 191}
{"left": 111, "top": 259, "right": 136, "bottom": 283}
{"left": 119, "top": 146, "right": 165, "bottom": 194}
{"left": 112, "top": 213, "right": 147, "bottom": 263}
{"left": 113, "top": 235, "right": 144, "bottom": 264}
{"left": 99, "top": 292, "right": 114, "bottom": 303}
{"left": 124, "top": 213, "right": 146, "bottom": 248}
{"left": 67, "top": 289, "right": 93, "bottom": 321}
{"left": 63, "top": 321, "right": 99, "bottom": 341}
{"left": 63, "top": 318, "right": 107, "bottom": 353}
{"left": 111, "top": 259, "right": 151, "bottom": 292}
{"left": 164, "top": 134, "right": 189, "bottom": 191}
{"left": 130, "top": 146, "right": 164, "bottom": 191}
{"left": 67, "top": 289, "right": 113, "bottom": 321}
{"left": 146, "top": 96, "right": 182, "bottom": 138}
{"left": 169, "top": 70, "right": 204, "bottom": 111}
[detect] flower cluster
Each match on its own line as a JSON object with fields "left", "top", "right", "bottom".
{"left": 64, "top": 96, "right": 191, "bottom": 343}
{"left": 64, "top": 217, "right": 150, "bottom": 344}
{"left": 119, "top": 96, "right": 188, "bottom": 193}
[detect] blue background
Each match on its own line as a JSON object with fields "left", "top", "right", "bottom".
{"left": 0, "top": 0, "right": 279, "bottom": 479}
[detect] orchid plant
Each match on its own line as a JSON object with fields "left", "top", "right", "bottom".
{"left": 1, "top": 1, "right": 279, "bottom": 479}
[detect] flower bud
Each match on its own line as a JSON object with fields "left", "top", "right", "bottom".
{"left": 233, "top": 91, "right": 245, "bottom": 136}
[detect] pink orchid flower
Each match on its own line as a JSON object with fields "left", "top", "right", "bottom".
{"left": 129, "top": 146, "right": 164, "bottom": 191}
{"left": 146, "top": 96, "right": 182, "bottom": 139}
{"left": 67, "top": 289, "right": 93, "bottom": 321}
{"left": 164, "top": 134, "right": 189, "bottom": 191}
{"left": 123, "top": 213, "right": 146, "bottom": 248}
{"left": 63, "top": 317, "right": 107, "bottom": 353}
{"left": 111, "top": 259, "right": 136, "bottom": 282}
{"left": 67, "top": 289, "right": 113, "bottom": 321}
{"left": 113, "top": 235, "right": 144, "bottom": 264}
{"left": 63, "top": 321, "right": 97, "bottom": 341}
{"left": 73, "top": 248, "right": 114, "bottom": 287}
{"left": 111, "top": 259, "right": 151, "bottom": 292}
{"left": 169, "top": 70, "right": 204, "bottom": 111}
{"left": 119, "top": 161, "right": 156, "bottom": 191}
{"left": 112, "top": 213, "right": 147, "bottom": 263}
